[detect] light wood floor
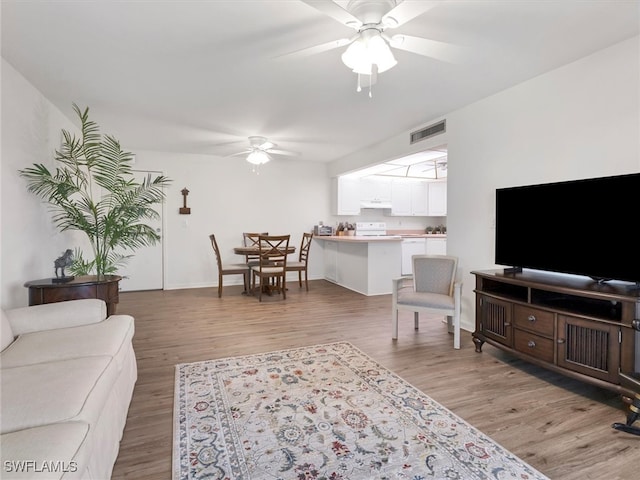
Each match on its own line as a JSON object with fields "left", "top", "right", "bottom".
{"left": 111, "top": 280, "right": 639, "bottom": 480}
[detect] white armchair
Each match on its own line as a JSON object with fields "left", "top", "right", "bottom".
{"left": 391, "top": 255, "right": 462, "bottom": 349}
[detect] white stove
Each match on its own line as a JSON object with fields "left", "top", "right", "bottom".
{"left": 355, "top": 222, "right": 387, "bottom": 236}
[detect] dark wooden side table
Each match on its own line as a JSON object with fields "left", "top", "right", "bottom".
{"left": 24, "top": 275, "right": 122, "bottom": 316}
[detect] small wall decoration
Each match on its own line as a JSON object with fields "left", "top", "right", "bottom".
{"left": 179, "top": 188, "right": 191, "bottom": 214}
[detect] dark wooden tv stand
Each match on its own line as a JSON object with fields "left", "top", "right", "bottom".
{"left": 472, "top": 269, "right": 640, "bottom": 405}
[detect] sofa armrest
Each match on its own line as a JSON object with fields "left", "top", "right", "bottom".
{"left": 5, "top": 299, "right": 107, "bottom": 336}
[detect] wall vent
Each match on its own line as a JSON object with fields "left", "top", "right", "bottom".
{"left": 410, "top": 120, "right": 446, "bottom": 144}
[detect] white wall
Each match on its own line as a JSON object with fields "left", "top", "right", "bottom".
{"left": 131, "top": 150, "right": 330, "bottom": 291}
{"left": 1, "top": 60, "right": 83, "bottom": 308}
{"left": 330, "top": 36, "right": 640, "bottom": 332}
{"left": 447, "top": 36, "right": 639, "bottom": 331}
{"left": 1, "top": 59, "right": 332, "bottom": 308}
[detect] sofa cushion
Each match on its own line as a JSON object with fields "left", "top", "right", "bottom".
{"left": 1, "top": 422, "right": 90, "bottom": 480}
{"left": 1, "top": 309, "right": 14, "bottom": 351}
{"left": 5, "top": 299, "right": 106, "bottom": 337}
{"left": 1, "top": 356, "right": 118, "bottom": 434}
{"left": 0, "top": 315, "right": 134, "bottom": 370}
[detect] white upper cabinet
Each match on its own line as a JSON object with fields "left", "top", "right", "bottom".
{"left": 334, "top": 175, "right": 447, "bottom": 217}
{"left": 410, "top": 182, "right": 429, "bottom": 216}
{"left": 390, "top": 180, "right": 429, "bottom": 216}
{"left": 390, "top": 180, "right": 412, "bottom": 215}
{"left": 428, "top": 182, "right": 447, "bottom": 216}
{"left": 333, "top": 177, "right": 361, "bottom": 215}
{"left": 360, "top": 177, "right": 392, "bottom": 205}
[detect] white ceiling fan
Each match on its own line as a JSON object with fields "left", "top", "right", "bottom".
{"left": 290, "top": 0, "right": 461, "bottom": 96}
{"left": 229, "top": 136, "right": 299, "bottom": 167}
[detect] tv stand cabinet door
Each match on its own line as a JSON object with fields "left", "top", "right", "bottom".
{"left": 478, "top": 295, "right": 514, "bottom": 347}
{"left": 557, "top": 315, "right": 620, "bottom": 383}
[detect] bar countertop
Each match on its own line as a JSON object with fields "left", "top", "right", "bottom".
{"left": 314, "top": 234, "right": 446, "bottom": 242}
{"left": 314, "top": 235, "right": 403, "bottom": 242}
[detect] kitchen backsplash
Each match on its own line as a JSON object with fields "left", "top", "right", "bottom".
{"left": 329, "top": 209, "right": 446, "bottom": 231}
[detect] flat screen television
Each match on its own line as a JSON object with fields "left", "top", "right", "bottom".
{"left": 495, "top": 172, "right": 639, "bottom": 284}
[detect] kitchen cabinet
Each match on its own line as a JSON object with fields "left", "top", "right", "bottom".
{"left": 333, "top": 177, "right": 361, "bottom": 215}
{"left": 425, "top": 237, "right": 447, "bottom": 255}
{"left": 472, "top": 269, "right": 640, "bottom": 407}
{"left": 427, "top": 182, "right": 447, "bottom": 216}
{"left": 390, "top": 180, "right": 428, "bottom": 216}
{"left": 390, "top": 180, "right": 411, "bottom": 215}
{"left": 410, "top": 182, "right": 428, "bottom": 216}
{"left": 360, "top": 177, "right": 391, "bottom": 205}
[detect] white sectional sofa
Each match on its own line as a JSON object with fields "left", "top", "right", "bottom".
{"left": 0, "top": 299, "right": 137, "bottom": 479}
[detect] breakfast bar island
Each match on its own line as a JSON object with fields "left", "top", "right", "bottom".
{"left": 315, "top": 235, "right": 402, "bottom": 296}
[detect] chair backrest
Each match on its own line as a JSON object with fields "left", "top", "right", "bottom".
{"left": 258, "top": 235, "right": 290, "bottom": 269}
{"left": 209, "top": 234, "right": 223, "bottom": 270}
{"left": 297, "top": 232, "right": 313, "bottom": 263}
{"left": 243, "top": 232, "right": 268, "bottom": 247}
{"left": 412, "top": 255, "right": 458, "bottom": 296}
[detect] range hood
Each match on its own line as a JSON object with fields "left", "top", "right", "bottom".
{"left": 360, "top": 200, "right": 392, "bottom": 209}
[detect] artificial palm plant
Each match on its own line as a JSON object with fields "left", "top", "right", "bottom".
{"left": 19, "top": 104, "right": 171, "bottom": 278}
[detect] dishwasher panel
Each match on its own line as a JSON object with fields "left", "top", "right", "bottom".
{"left": 401, "top": 239, "right": 426, "bottom": 275}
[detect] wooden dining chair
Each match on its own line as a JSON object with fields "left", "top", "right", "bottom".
{"left": 286, "top": 232, "right": 313, "bottom": 291}
{"left": 209, "top": 234, "right": 250, "bottom": 298}
{"left": 250, "top": 234, "right": 290, "bottom": 301}
{"left": 242, "top": 232, "right": 268, "bottom": 266}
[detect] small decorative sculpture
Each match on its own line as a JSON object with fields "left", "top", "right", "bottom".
{"left": 54, "top": 249, "right": 74, "bottom": 280}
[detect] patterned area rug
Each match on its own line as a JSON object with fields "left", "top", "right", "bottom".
{"left": 173, "top": 342, "right": 548, "bottom": 480}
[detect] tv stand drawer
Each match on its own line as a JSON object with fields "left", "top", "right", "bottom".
{"left": 514, "top": 305, "right": 554, "bottom": 336}
{"left": 514, "top": 329, "right": 554, "bottom": 363}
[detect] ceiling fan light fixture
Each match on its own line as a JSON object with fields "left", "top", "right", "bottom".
{"left": 341, "top": 30, "right": 397, "bottom": 75}
{"left": 246, "top": 150, "right": 270, "bottom": 165}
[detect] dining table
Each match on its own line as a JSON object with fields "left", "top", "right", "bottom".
{"left": 233, "top": 245, "right": 296, "bottom": 256}
{"left": 233, "top": 244, "right": 297, "bottom": 296}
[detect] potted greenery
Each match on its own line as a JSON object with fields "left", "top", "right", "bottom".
{"left": 19, "top": 104, "right": 171, "bottom": 279}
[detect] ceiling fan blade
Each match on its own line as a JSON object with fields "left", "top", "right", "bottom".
{"left": 259, "top": 141, "right": 276, "bottom": 150}
{"left": 276, "top": 37, "right": 353, "bottom": 60}
{"left": 390, "top": 34, "right": 466, "bottom": 64}
{"left": 227, "top": 150, "right": 252, "bottom": 157}
{"left": 383, "top": 0, "right": 443, "bottom": 28}
{"left": 268, "top": 149, "right": 300, "bottom": 157}
{"left": 299, "top": 0, "right": 362, "bottom": 29}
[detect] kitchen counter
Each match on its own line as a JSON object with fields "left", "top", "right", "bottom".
{"left": 315, "top": 237, "right": 401, "bottom": 295}
{"left": 315, "top": 235, "right": 402, "bottom": 242}
{"left": 314, "top": 233, "right": 446, "bottom": 241}
{"left": 387, "top": 229, "right": 447, "bottom": 238}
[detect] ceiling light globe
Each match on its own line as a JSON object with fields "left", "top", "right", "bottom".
{"left": 341, "top": 39, "right": 366, "bottom": 70}
{"left": 374, "top": 49, "right": 397, "bottom": 73}
{"left": 342, "top": 31, "right": 397, "bottom": 75}
{"left": 247, "top": 151, "right": 270, "bottom": 165}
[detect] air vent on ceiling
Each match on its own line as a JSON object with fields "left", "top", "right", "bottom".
{"left": 410, "top": 120, "right": 446, "bottom": 144}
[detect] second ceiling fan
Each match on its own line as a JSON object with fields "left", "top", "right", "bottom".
{"left": 230, "top": 136, "right": 298, "bottom": 166}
